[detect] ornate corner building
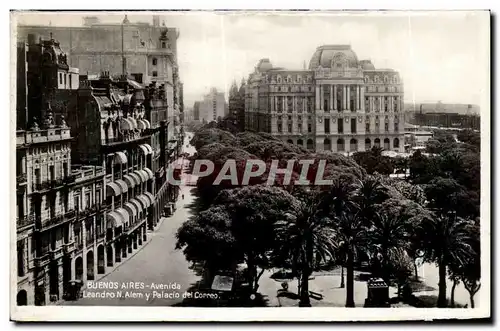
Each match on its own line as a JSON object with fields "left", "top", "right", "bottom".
{"left": 16, "top": 17, "right": 184, "bottom": 306}
{"left": 244, "top": 45, "right": 405, "bottom": 153}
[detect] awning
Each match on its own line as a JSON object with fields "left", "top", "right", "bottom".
{"left": 113, "top": 152, "right": 128, "bottom": 165}
{"left": 129, "top": 198, "right": 143, "bottom": 214}
{"left": 143, "top": 144, "right": 153, "bottom": 154}
{"left": 120, "top": 118, "right": 134, "bottom": 131}
{"left": 142, "top": 119, "right": 151, "bottom": 128}
{"left": 135, "top": 195, "right": 150, "bottom": 209}
{"left": 137, "top": 120, "right": 147, "bottom": 130}
{"left": 115, "top": 208, "right": 130, "bottom": 226}
{"left": 128, "top": 117, "right": 138, "bottom": 129}
{"left": 115, "top": 179, "right": 128, "bottom": 192}
{"left": 123, "top": 202, "right": 138, "bottom": 220}
{"left": 143, "top": 192, "right": 155, "bottom": 205}
{"left": 106, "top": 182, "right": 122, "bottom": 197}
{"left": 139, "top": 170, "right": 150, "bottom": 181}
{"left": 123, "top": 174, "right": 138, "bottom": 188}
{"left": 134, "top": 170, "right": 148, "bottom": 182}
{"left": 107, "top": 211, "right": 125, "bottom": 228}
{"left": 143, "top": 167, "right": 154, "bottom": 180}
{"left": 130, "top": 172, "right": 142, "bottom": 186}
{"left": 138, "top": 144, "right": 150, "bottom": 155}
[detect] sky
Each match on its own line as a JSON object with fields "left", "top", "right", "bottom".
{"left": 14, "top": 11, "right": 490, "bottom": 109}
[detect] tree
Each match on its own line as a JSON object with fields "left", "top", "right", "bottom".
{"left": 460, "top": 223, "right": 481, "bottom": 308}
{"left": 273, "top": 193, "right": 337, "bottom": 307}
{"left": 213, "top": 186, "right": 298, "bottom": 292}
{"left": 418, "top": 212, "right": 477, "bottom": 307}
{"left": 332, "top": 206, "right": 369, "bottom": 307}
{"left": 352, "top": 147, "right": 393, "bottom": 175}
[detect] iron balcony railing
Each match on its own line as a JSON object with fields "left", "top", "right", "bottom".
{"left": 17, "top": 214, "right": 36, "bottom": 228}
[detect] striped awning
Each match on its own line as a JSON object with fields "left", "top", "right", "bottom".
{"left": 123, "top": 174, "right": 138, "bottom": 188}
{"left": 115, "top": 179, "right": 128, "bottom": 192}
{"left": 143, "top": 192, "right": 155, "bottom": 205}
{"left": 143, "top": 144, "right": 153, "bottom": 154}
{"left": 123, "top": 202, "right": 138, "bottom": 219}
{"left": 106, "top": 182, "right": 122, "bottom": 197}
{"left": 128, "top": 117, "right": 138, "bottom": 129}
{"left": 139, "top": 170, "right": 150, "bottom": 181}
{"left": 129, "top": 198, "right": 143, "bottom": 214}
{"left": 143, "top": 168, "right": 154, "bottom": 180}
{"left": 134, "top": 170, "right": 148, "bottom": 182}
{"left": 107, "top": 211, "right": 125, "bottom": 228}
{"left": 138, "top": 144, "right": 150, "bottom": 155}
{"left": 135, "top": 195, "right": 150, "bottom": 209}
{"left": 113, "top": 152, "right": 128, "bottom": 165}
{"left": 142, "top": 119, "right": 151, "bottom": 129}
{"left": 137, "top": 120, "right": 147, "bottom": 130}
{"left": 130, "top": 172, "right": 142, "bottom": 186}
{"left": 120, "top": 118, "right": 134, "bottom": 131}
{"left": 115, "top": 208, "right": 130, "bottom": 226}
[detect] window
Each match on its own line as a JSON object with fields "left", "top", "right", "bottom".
{"left": 298, "top": 115, "right": 302, "bottom": 121}
{"left": 161, "top": 41, "right": 166, "bottom": 49}
{"left": 385, "top": 122, "right": 389, "bottom": 132}
{"left": 74, "top": 196, "right": 80, "bottom": 212}
{"left": 384, "top": 97, "right": 388, "bottom": 112}
{"left": 49, "top": 165, "right": 55, "bottom": 181}
{"left": 394, "top": 122, "right": 399, "bottom": 132}
{"left": 85, "top": 192, "right": 91, "bottom": 209}
{"left": 152, "top": 58, "right": 158, "bottom": 66}
{"left": 351, "top": 118, "right": 357, "bottom": 133}
{"left": 64, "top": 74, "right": 67, "bottom": 87}
{"left": 152, "top": 71, "right": 158, "bottom": 77}
{"left": 59, "top": 73, "right": 63, "bottom": 85}
{"left": 288, "top": 124, "right": 292, "bottom": 133}
{"left": 34, "top": 169, "right": 41, "bottom": 185}
{"left": 63, "top": 162, "right": 68, "bottom": 177}
{"left": 69, "top": 74, "right": 72, "bottom": 88}
{"left": 298, "top": 123, "right": 302, "bottom": 133}
{"left": 324, "top": 119, "right": 330, "bottom": 133}
{"left": 366, "top": 122, "right": 370, "bottom": 132}
{"left": 308, "top": 123, "right": 312, "bottom": 133}
{"left": 278, "top": 123, "right": 282, "bottom": 133}
{"left": 288, "top": 115, "right": 292, "bottom": 121}
{"left": 394, "top": 98, "right": 399, "bottom": 112}
{"left": 365, "top": 97, "right": 370, "bottom": 112}
{"left": 338, "top": 119, "right": 343, "bottom": 133}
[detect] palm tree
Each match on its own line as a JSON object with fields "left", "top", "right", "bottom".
{"left": 274, "top": 194, "right": 337, "bottom": 307}
{"left": 368, "top": 211, "right": 413, "bottom": 286}
{"left": 352, "top": 176, "right": 389, "bottom": 223}
{"left": 332, "top": 206, "right": 369, "bottom": 307}
{"left": 419, "top": 212, "right": 476, "bottom": 307}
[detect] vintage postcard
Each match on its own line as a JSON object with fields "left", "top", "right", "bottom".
{"left": 10, "top": 10, "right": 490, "bottom": 322}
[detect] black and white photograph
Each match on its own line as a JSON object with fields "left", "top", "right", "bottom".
{"left": 9, "top": 10, "right": 490, "bottom": 322}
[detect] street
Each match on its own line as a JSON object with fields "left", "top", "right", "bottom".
{"left": 66, "top": 134, "right": 199, "bottom": 306}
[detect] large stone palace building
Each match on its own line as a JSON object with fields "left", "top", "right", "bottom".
{"left": 244, "top": 45, "right": 405, "bottom": 153}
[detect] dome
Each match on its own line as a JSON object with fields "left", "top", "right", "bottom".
{"left": 256, "top": 58, "right": 273, "bottom": 72}
{"left": 308, "top": 45, "right": 359, "bottom": 70}
{"left": 360, "top": 60, "right": 375, "bottom": 70}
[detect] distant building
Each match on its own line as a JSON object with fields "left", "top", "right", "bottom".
{"left": 198, "top": 88, "right": 227, "bottom": 123}
{"left": 244, "top": 45, "right": 405, "bottom": 152}
{"left": 193, "top": 101, "right": 200, "bottom": 121}
{"left": 228, "top": 79, "right": 246, "bottom": 131}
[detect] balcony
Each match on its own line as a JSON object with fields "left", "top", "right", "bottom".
{"left": 18, "top": 128, "right": 72, "bottom": 146}
{"left": 101, "top": 130, "right": 151, "bottom": 146}
{"left": 49, "top": 247, "right": 64, "bottom": 260}
{"left": 37, "top": 209, "right": 76, "bottom": 230}
{"left": 17, "top": 214, "right": 35, "bottom": 229}
{"left": 17, "top": 174, "right": 27, "bottom": 184}
{"left": 34, "top": 252, "right": 50, "bottom": 267}
{"left": 33, "top": 177, "right": 74, "bottom": 192}
{"left": 62, "top": 241, "right": 76, "bottom": 255}
{"left": 86, "top": 236, "right": 95, "bottom": 246}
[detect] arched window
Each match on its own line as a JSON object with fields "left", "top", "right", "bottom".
{"left": 374, "top": 75, "right": 379, "bottom": 83}
{"left": 297, "top": 75, "right": 302, "bottom": 83}
{"left": 337, "top": 138, "right": 345, "bottom": 152}
{"left": 152, "top": 58, "right": 158, "bottom": 66}
{"left": 394, "top": 138, "right": 400, "bottom": 149}
{"left": 365, "top": 138, "right": 371, "bottom": 150}
{"left": 350, "top": 138, "right": 358, "bottom": 152}
{"left": 384, "top": 138, "right": 390, "bottom": 150}
{"left": 364, "top": 76, "right": 369, "bottom": 83}
{"left": 324, "top": 138, "right": 331, "bottom": 151}
{"left": 306, "top": 139, "right": 314, "bottom": 150}
{"left": 297, "top": 139, "right": 303, "bottom": 146}
{"left": 277, "top": 75, "right": 282, "bottom": 83}
{"left": 374, "top": 138, "right": 381, "bottom": 148}
{"left": 287, "top": 139, "right": 294, "bottom": 145}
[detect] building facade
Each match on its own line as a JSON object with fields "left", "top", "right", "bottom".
{"left": 198, "top": 88, "right": 227, "bottom": 123}
{"left": 16, "top": 33, "right": 182, "bottom": 306}
{"left": 244, "top": 45, "right": 405, "bottom": 153}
